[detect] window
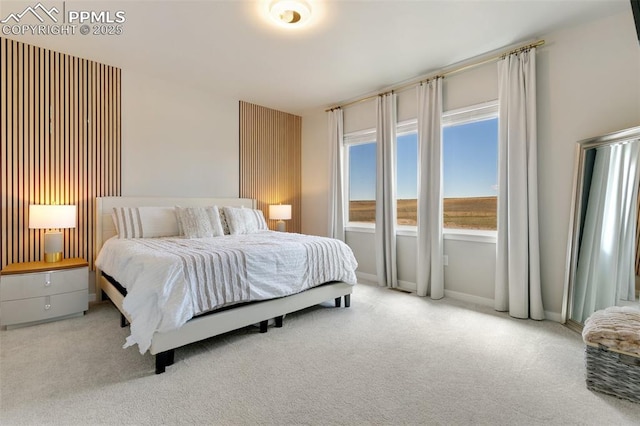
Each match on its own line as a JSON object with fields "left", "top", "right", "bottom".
{"left": 344, "top": 130, "right": 376, "bottom": 224}
{"left": 396, "top": 121, "right": 418, "bottom": 226}
{"left": 442, "top": 102, "right": 498, "bottom": 231}
{"left": 344, "top": 123, "right": 419, "bottom": 226}
{"left": 343, "top": 101, "right": 498, "bottom": 232}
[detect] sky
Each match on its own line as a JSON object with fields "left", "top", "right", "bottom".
{"left": 349, "top": 118, "right": 498, "bottom": 200}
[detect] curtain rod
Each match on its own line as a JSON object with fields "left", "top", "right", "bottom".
{"left": 325, "top": 39, "right": 545, "bottom": 112}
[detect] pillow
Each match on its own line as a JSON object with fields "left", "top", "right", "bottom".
{"left": 175, "top": 206, "right": 224, "bottom": 239}
{"left": 222, "top": 206, "right": 268, "bottom": 235}
{"left": 112, "top": 206, "right": 180, "bottom": 239}
{"left": 206, "top": 206, "right": 225, "bottom": 237}
{"left": 219, "top": 209, "right": 231, "bottom": 235}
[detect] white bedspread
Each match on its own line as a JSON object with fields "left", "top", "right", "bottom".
{"left": 95, "top": 231, "right": 358, "bottom": 353}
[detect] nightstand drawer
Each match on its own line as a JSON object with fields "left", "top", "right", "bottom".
{"left": 0, "top": 267, "right": 87, "bottom": 301}
{"left": 0, "top": 290, "right": 88, "bottom": 326}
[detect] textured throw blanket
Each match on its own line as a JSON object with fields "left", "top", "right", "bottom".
{"left": 96, "top": 231, "right": 358, "bottom": 354}
{"left": 582, "top": 306, "right": 640, "bottom": 356}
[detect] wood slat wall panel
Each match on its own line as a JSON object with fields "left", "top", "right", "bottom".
{"left": 0, "top": 37, "right": 121, "bottom": 270}
{"left": 239, "top": 101, "right": 302, "bottom": 233}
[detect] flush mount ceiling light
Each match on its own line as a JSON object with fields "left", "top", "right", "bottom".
{"left": 269, "top": 0, "right": 311, "bottom": 27}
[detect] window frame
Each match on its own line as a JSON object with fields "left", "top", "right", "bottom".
{"left": 441, "top": 100, "right": 499, "bottom": 241}
{"left": 442, "top": 100, "right": 499, "bottom": 127}
{"left": 343, "top": 128, "right": 377, "bottom": 230}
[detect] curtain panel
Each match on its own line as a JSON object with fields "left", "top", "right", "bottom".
{"left": 375, "top": 93, "right": 398, "bottom": 287}
{"left": 416, "top": 79, "right": 444, "bottom": 298}
{"left": 495, "top": 48, "right": 544, "bottom": 319}
{"left": 328, "top": 109, "right": 345, "bottom": 241}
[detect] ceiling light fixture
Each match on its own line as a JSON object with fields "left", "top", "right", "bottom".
{"left": 269, "top": 0, "right": 311, "bottom": 27}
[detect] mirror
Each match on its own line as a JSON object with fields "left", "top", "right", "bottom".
{"left": 563, "top": 125, "right": 640, "bottom": 332}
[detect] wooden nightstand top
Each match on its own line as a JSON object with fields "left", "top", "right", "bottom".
{"left": 1, "top": 258, "right": 88, "bottom": 275}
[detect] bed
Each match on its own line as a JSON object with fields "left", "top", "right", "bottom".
{"left": 94, "top": 196, "right": 357, "bottom": 374}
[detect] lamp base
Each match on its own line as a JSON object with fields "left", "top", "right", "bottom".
{"left": 44, "top": 252, "right": 63, "bottom": 263}
{"left": 276, "top": 220, "right": 286, "bottom": 232}
{"left": 44, "top": 230, "right": 64, "bottom": 263}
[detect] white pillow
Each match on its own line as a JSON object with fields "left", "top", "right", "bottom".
{"left": 175, "top": 206, "right": 224, "bottom": 238}
{"left": 112, "top": 206, "right": 180, "bottom": 239}
{"left": 206, "top": 206, "right": 225, "bottom": 237}
{"left": 222, "top": 206, "right": 268, "bottom": 235}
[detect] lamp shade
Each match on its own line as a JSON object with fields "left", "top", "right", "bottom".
{"left": 269, "top": 204, "right": 292, "bottom": 220}
{"left": 29, "top": 205, "right": 77, "bottom": 229}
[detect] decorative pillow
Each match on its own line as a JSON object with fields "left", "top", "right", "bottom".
{"left": 175, "top": 206, "right": 213, "bottom": 238}
{"left": 222, "top": 206, "right": 268, "bottom": 235}
{"left": 174, "top": 206, "right": 224, "bottom": 239}
{"left": 206, "top": 206, "right": 225, "bottom": 237}
{"left": 112, "top": 206, "right": 180, "bottom": 239}
{"left": 219, "top": 209, "right": 231, "bottom": 235}
{"left": 252, "top": 209, "right": 268, "bottom": 230}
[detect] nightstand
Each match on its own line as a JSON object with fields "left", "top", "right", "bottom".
{"left": 0, "top": 258, "right": 88, "bottom": 329}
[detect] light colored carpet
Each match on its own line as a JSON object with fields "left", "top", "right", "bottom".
{"left": 1, "top": 283, "right": 639, "bottom": 425}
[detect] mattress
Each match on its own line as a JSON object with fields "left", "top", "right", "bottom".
{"left": 95, "top": 231, "right": 358, "bottom": 353}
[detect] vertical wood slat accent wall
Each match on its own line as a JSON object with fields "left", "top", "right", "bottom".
{"left": 239, "top": 101, "right": 301, "bottom": 233}
{"left": 1, "top": 38, "right": 121, "bottom": 270}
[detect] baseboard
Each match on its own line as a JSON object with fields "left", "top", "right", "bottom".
{"left": 89, "top": 293, "right": 97, "bottom": 303}
{"left": 444, "top": 289, "right": 494, "bottom": 308}
{"left": 358, "top": 272, "right": 493, "bottom": 306}
{"left": 356, "top": 273, "right": 564, "bottom": 322}
{"left": 355, "top": 272, "right": 377, "bottom": 285}
{"left": 544, "top": 310, "right": 562, "bottom": 323}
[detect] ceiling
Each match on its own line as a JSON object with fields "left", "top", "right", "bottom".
{"left": 0, "top": 0, "right": 631, "bottom": 115}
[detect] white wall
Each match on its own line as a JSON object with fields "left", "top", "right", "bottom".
{"left": 121, "top": 71, "right": 239, "bottom": 198}
{"left": 301, "top": 112, "right": 330, "bottom": 237}
{"left": 301, "top": 9, "right": 640, "bottom": 319}
{"left": 536, "top": 11, "right": 640, "bottom": 315}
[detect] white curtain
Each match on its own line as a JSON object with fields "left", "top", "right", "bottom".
{"left": 572, "top": 140, "right": 640, "bottom": 323}
{"left": 416, "top": 79, "right": 444, "bottom": 299}
{"left": 375, "top": 93, "right": 398, "bottom": 287}
{"left": 328, "top": 108, "right": 345, "bottom": 241}
{"left": 495, "top": 48, "right": 544, "bottom": 319}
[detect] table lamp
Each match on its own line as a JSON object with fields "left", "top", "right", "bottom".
{"left": 269, "top": 204, "right": 291, "bottom": 232}
{"left": 29, "top": 204, "right": 77, "bottom": 262}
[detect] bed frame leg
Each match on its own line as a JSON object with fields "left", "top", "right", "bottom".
{"left": 155, "top": 350, "right": 175, "bottom": 374}
{"left": 120, "top": 314, "right": 129, "bottom": 328}
{"left": 335, "top": 297, "right": 342, "bottom": 308}
{"left": 260, "top": 320, "right": 268, "bottom": 333}
{"left": 275, "top": 315, "right": 283, "bottom": 328}
{"left": 344, "top": 294, "right": 351, "bottom": 308}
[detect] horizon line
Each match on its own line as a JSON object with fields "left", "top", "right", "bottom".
{"left": 351, "top": 195, "right": 498, "bottom": 202}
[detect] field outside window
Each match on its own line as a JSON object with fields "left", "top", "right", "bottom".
{"left": 346, "top": 136, "right": 376, "bottom": 224}
{"left": 396, "top": 128, "right": 418, "bottom": 226}
{"left": 442, "top": 105, "right": 498, "bottom": 231}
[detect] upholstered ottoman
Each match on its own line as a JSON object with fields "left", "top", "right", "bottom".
{"left": 582, "top": 306, "right": 640, "bottom": 404}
